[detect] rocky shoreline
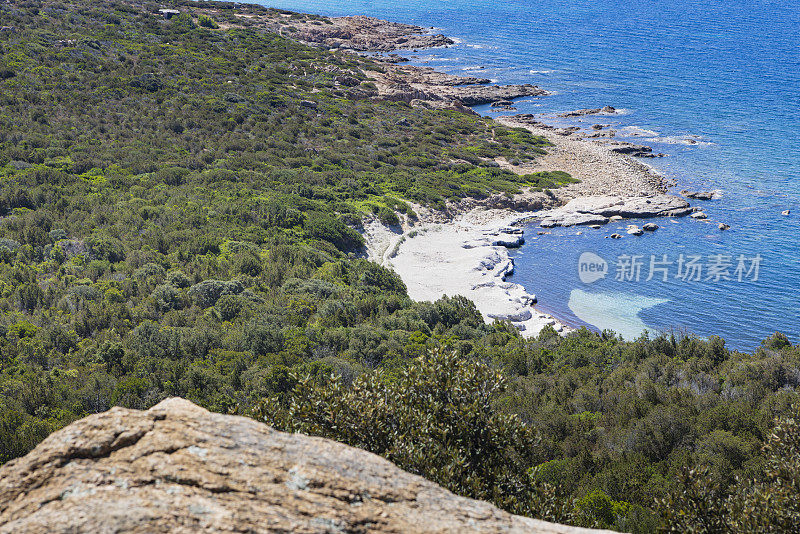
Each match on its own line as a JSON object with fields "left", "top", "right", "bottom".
{"left": 231, "top": 7, "right": 711, "bottom": 336}
{"left": 365, "top": 63, "right": 549, "bottom": 107}
{"left": 206, "top": 7, "right": 550, "bottom": 111}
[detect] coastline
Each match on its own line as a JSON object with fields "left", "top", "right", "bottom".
{"left": 363, "top": 117, "right": 690, "bottom": 336}
{"left": 241, "top": 9, "right": 699, "bottom": 337}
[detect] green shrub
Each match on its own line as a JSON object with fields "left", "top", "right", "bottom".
{"left": 198, "top": 14, "right": 219, "bottom": 28}
{"left": 303, "top": 212, "right": 364, "bottom": 251}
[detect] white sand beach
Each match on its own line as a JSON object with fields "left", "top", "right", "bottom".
{"left": 363, "top": 114, "right": 689, "bottom": 337}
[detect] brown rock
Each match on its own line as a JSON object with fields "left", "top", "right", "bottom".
{"left": 292, "top": 16, "right": 454, "bottom": 51}
{"left": 557, "top": 106, "right": 616, "bottom": 118}
{"left": 0, "top": 398, "right": 607, "bottom": 534}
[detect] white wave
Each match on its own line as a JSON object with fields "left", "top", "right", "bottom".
{"left": 618, "top": 126, "right": 660, "bottom": 137}
{"left": 568, "top": 289, "right": 668, "bottom": 340}
{"left": 462, "top": 66, "right": 486, "bottom": 71}
{"left": 529, "top": 69, "right": 555, "bottom": 75}
{"left": 649, "top": 135, "right": 715, "bottom": 146}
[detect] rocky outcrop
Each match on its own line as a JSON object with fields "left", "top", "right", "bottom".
{"left": 680, "top": 190, "right": 717, "bottom": 200}
{"left": 292, "top": 16, "right": 454, "bottom": 51}
{"left": 557, "top": 106, "right": 616, "bottom": 117}
{"left": 0, "top": 398, "right": 608, "bottom": 534}
{"left": 606, "top": 141, "right": 665, "bottom": 158}
{"left": 369, "top": 65, "right": 548, "bottom": 107}
{"left": 538, "top": 194, "right": 692, "bottom": 228}
{"left": 232, "top": 11, "right": 548, "bottom": 110}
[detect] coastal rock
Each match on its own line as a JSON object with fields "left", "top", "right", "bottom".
{"left": 488, "top": 309, "right": 533, "bottom": 322}
{"left": 436, "top": 84, "right": 547, "bottom": 106}
{"left": 507, "top": 115, "right": 556, "bottom": 129}
{"left": 691, "top": 211, "right": 708, "bottom": 219}
{"left": 554, "top": 126, "right": 581, "bottom": 136}
{"left": 782, "top": 210, "right": 791, "bottom": 216}
{"left": 681, "top": 190, "right": 716, "bottom": 200}
{"left": 376, "top": 53, "right": 409, "bottom": 63}
{"left": 718, "top": 223, "right": 730, "bottom": 230}
{"left": 585, "top": 129, "right": 617, "bottom": 138}
{"left": 607, "top": 141, "right": 664, "bottom": 158}
{"left": 536, "top": 194, "right": 691, "bottom": 228}
{"left": 490, "top": 100, "right": 514, "bottom": 107}
{"left": 369, "top": 65, "right": 548, "bottom": 107}
{"left": 626, "top": 226, "right": 644, "bottom": 236}
{"left": 642, "top": 222, "right": 659, "bottom": 231}
{"left": 492, "top": 234, "right": 525, "bottom": 248}
{"left": 609, "top": 233, "right": 623, "bottom": 239}
{"left": 292, "top": 15, "right": 454, "bottom": 51}
{"left": 0, "top": 399, "right": 605, "bottom": 534}
{"left": 540, "top": 212, "right": 609, "bottom": 228}
{"left": 557, "top": 105, "right": 616, "bottom": 118}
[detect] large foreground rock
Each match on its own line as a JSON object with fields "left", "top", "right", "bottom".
{"left": 0, "top": 398, "right": 608, "bottom": 533}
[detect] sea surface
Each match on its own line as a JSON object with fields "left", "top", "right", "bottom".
{"left": 261, "top": 0, "right": 800, "bottom": 351}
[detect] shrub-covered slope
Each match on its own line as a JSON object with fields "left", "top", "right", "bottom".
{"left": 0, "top": 0, "right": 570, "bottom": 460}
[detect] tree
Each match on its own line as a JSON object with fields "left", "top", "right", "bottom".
{"left": 249, "top": 348, "right": 560, "bottom": 519}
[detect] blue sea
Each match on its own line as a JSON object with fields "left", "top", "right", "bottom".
{"left": 261, "top": 0, "right": 800, "bottom": 351}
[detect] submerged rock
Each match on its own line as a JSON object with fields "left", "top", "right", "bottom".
{"left": 681, "top": 190, "right": 716, "bottom": 200}
{"left": 607, "top": 141, "right": 664, "bottom": 158}
{"left": 557, "top": 105, "right": 616, "bottom": 117}
{"left": 626, "top": 226, "right": 644, "bottom": 236}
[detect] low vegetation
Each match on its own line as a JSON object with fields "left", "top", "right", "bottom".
{"left": 254, "top": 331, "right": 800, "bottom": 532}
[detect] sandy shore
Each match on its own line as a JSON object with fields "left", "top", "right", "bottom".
{"left": 363, "top": 117, "right": 685, "bottom": 336}
{"left": 365, "top": 209, "right": 565, "bottom": 335}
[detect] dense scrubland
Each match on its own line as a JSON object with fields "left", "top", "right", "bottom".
{"left": 0, "top": 0, "right": 798, "bottom": 531}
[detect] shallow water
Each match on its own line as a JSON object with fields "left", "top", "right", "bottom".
{"left": 261, "top": 0, "right": 800, "bottom": 350}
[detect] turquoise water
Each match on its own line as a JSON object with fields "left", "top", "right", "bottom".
{"left": 262, "top": 0, "right": 800, "bottom": 350}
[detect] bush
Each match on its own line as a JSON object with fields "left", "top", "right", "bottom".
{"left": 303, "top": 212, "right": 364, "bottom": 251}
{"left": 188, "top": 279, "right": 244, "bottom": 308}
{"left": 251, "top": 348, "right": 551, "bottom": 517}
{"left": 198, "top": 14, "right": 218, "bottom": 28}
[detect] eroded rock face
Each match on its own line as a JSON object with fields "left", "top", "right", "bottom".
{"left": 0, "top": 399, "right": 607, "bottom": 534}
